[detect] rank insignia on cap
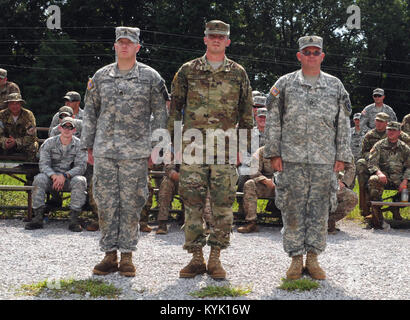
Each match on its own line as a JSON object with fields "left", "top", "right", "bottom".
{"left": 270, "top": 86, "right": 280, "bottom": 97}
{"left": 87, "top": 78, "right": 94, "bottom": 90}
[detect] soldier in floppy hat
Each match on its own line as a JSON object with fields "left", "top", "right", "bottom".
{"left": 0, "top": 68, "right": 21, "bottom": 110}
{"left": 0, "top": 93, "right": 38, "bottom": 161}
{"left": 360, "top": 88, "right": 397, "bottom": 133}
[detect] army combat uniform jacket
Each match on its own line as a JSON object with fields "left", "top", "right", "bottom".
{"left": 81, "top": 62, "right": 167, "bottom": 159}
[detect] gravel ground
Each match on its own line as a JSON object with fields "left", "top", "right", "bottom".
{"left": 0, "top": 218, "right": 409, "bottom": 301}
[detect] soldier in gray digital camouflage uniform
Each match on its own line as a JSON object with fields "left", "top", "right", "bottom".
{"left": 350, "top": 113, "right": 365, "bottom": 163}
{"left": 360, "top": 88, "right": 397, "bottom": 134}
{"left": 81, "top": 27, "right": 167, "bottom": 277}
{"left": 264, "top": 35, "right": 352, "bottom": 280}
{"left": 25, "top": 117, "right": 87, "bottom": 232}
{"left": 49, "top": 106, "right": 82, "bottom": 139}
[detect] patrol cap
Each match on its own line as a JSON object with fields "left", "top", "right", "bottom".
{"left": 253, "top": 95, "right": 267, "bottom": 107}
{"left": 115, "top": 26, "right": 140, "bottom": 43}
{"left": 375, "top": 112, "right": 390, "bottom": 122}
{"left": 4, "top": 93, "right": 25, "bottom": 105}
{"left": 60, "top": 117, "right": 76, "bottom": 128}
{"left": 58, "top": 106, "right": 73, "bottom": 116}
{"left": 0, "top": 68, "right": 7, "bottom": 79}
{"left": 63, "top": 91, "right": 81, "bottom": 102}
{"left": 298, "top": 35, "right": 323, "bottom": 51}
{"left": 386, "top": 121, "right": 401, "bottom": 131}
{"left": 373, "top": 88, "right": 384, "bottom": 96}
{"left": 353, "top": 113, "right": 361, "bottom": 120}
{"left": 204, "top": 20, "right": 230, "bottom": 36}
{"left": 257, "top": 108, "right": 268, "bottom": 117}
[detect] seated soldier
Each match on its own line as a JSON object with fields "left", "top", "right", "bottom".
{"left": 367, "top": 121, "right": 410, "bottom": 229}
{"left": 328, "top": 158, "right": 358, "bottom": 234}
{"left": 49, "top": 106, "right": 82, "bottom": 139}
{"left": 238, "top": 145, "right": 275, "bottom": 233}
{"left": 25, "top": 118, "right": 87, "bottom": 232}
{"left": 401, "top": 113, "right": 410, "bottom": 135}
{"left": 0, "top": 93, "right": 38, "bottom": 161}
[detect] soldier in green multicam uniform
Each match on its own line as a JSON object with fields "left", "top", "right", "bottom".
{"left": 264, "top": 36, "right": 352, "bottom": 280}
{"left": 401, "top": 114, "right": 410, "bottom": 135}
{"left": 367, "top": 121, "right": 410, "bottom": 229}
{"left": 168, "top": 20, "right": 254, "bottom": 280}
{"left": 0, "top": 93, "right": 38, "bottom": 161}
{"left": 0, "top": 68, "right": 20, "bottom": 110}
{"left": 356, "top": 112, "right": 410, "bottom": 218}
{"left": 81, "top": 27, "right": 167, "bottom": 277}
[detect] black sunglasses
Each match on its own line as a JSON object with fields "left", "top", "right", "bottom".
{"left": 61, "top": 125, "right": 74, "bottom": 130}
{"left": 59, "top": 113, "right": 71, "bottom": 119}
{"left": 301, "top": 50, "right": 322, "bottom": 56}
{"left": 373, "top": 94, "right": 382, "bottom": 98}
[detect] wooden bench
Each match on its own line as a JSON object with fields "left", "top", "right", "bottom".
{"left": 0, "top": 185, "right": 35, "bottom": 220}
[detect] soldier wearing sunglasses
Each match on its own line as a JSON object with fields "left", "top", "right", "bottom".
{"left": 360, "top": 88, "right": 397, "bottom": 134}
{"left": 264, "top": 35, "right": 352, "bottom": 281}
{"left": 25, "top": 117, "right": 87, "bottom": 232}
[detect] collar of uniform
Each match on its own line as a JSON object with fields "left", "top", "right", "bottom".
{"left": 296, "top": 69, "right": 327, "bottom": 88}
{"left": 57, "top": 135, "right": 75, "bottom": 149}
{"left": 109, "top": 61, "right": 140, "bottom": 79}
{"left": 3, "top": 108, "right": 24, "bottom": 123}
{"left": 199, "top": 54, "right": 231, "bottom": 72}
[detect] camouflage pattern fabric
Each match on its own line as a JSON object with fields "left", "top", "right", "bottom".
{"left": 33, "top": 135, "right": 87, "bottom": 210}
{"left": 140, "top": 176, "right": 154, "bottom": 223}
{"left": 49, "top": 108, "right": 84, "bottom": 136}
{"left": 367, "top": 138, "right": 410, "bottom": 199}
{"left": 93, "top": 157, "right": 149, "bottom": 253}
{"left": 275, "top": 162, "right": 338, "bottom": 257}
{"left": 329, "top": 186, "right": 358, "bottom": 224}
{"left": 360, "top": 103, "right": 397, "bottom": 133}
{"left": 401, "top": 114, "right": 410, "bottom": 135}
{"left": 243, "top": 146, "right": 275, "bottom": 221}
{"left": 0, "top": 107, "right": 38, "bottom": 160}
{"left": 169, "top": 54, "right": 253, "bottom": 251}
{"left": 350, "top": 126, "right": 366, "bottom": 162}
{"left": 167, "top": 54, "right": 254, "bottom": 160}
{"left": 81, "top": 62, "right": 167, "bottom": 159}
{"left": 158, "top": 174, "right": 179, "bottom": 221}
{"left": 263, "top": 70, "right": 352, "bottom": 164}
{"left": 263, "top": 69, "right": 350, "bottom": 257}
{"left": 0, "top": 82, "right": 20, "bottom": 110}
{"left": 84, "top": 163, "right": 98, "bottom": 215}
{"left": 179, "top": 164, "right": 238, "bottom": 251}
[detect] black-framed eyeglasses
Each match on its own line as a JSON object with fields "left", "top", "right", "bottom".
{"left": 373, "top": 94, "right": 382, "bottom": 98}
{"left": 301, "top": 50, "right": 322, "bottom": 56}
{"left": 61, "top": 125, "right": 74, "bottom": 130}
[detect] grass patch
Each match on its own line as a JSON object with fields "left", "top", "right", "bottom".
{"left": 278, "top": 278, "right": 320, "bottom": 292}
{"left": 19, "top": 278, "right": 122, "bottom": 299}
{"left": 190, "top": 285, "right": 252, "bottom": 298}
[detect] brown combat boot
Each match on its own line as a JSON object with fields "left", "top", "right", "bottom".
{"left": 286, "top": 255, "right": 303, "bottom": 280}
{"left": 119, "top": 252, "right": 136, "bottom": 277}
{"left": 207, "top": 247, "right": 226, "bottom": 280}
{"left": 156, "top": 221, "right": 168, "bottom": 235}
{"left": 179, "top": 246, "right": 206, "bottom": 278}
{"left": 305, "top": 252, "right": 326, "bottom": 280}
{"left": 237, "top": 221, "right": 258, "bottom": 233}
{"left": 139, "top": 222, "right": 152, "bottom": 233}
{"left": 93, "top": 251, "right": 119, "bottom": 275}
{"left": 25, "top": 207, "right": 45, "bottom": 230}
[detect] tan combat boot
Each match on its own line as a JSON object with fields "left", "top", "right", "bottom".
{"left": 286, "top": 255, "right": 303, "bottom": 280}
{"left": 179, "top": 246, "right": 206, "bottom": 278}
{"left": 207, "top": 247, "right": 226, "bottom": 280}
{"left": 156, "top": 221, "right": 168, "bottom": 235}
{"left": 93, "top": 251, "right": 119, "bottom": 275}
{"left": 139, "top": 222, "right": 152, "bottom": 233}
{"left": 305, "top": 252, "right": 326, "bottom": 280}
{"left": 237, "top": 221, "right": 258, "bottom": 233}
{"left": 119, "top": 252, "right": 136, "bottom": 277}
